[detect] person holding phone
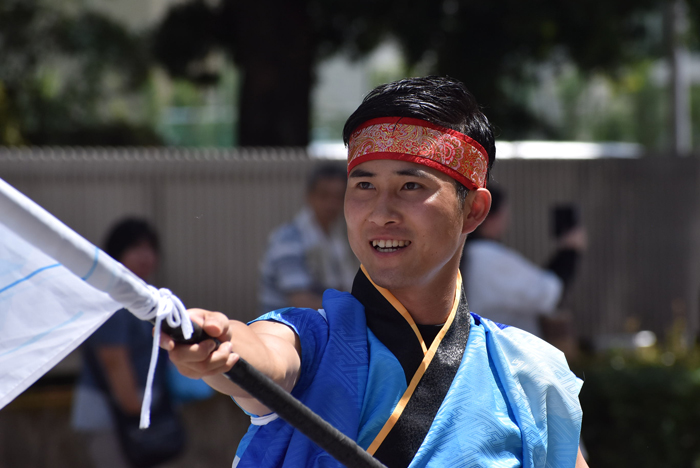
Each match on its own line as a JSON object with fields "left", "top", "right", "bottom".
{"left": 462, "top": 187, "right": 587, "bottom": 338}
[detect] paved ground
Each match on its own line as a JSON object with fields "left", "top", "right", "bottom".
{"left": 0, "top": 390, "right": 249, "bottom": 468}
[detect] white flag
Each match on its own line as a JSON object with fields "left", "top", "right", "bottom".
{"left": 0, "top": 178, "right": 191, "bottom": 426}
{"left": 0, "top": 223, "right": 121, "bottom": 408}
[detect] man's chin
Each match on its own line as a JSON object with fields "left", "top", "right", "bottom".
{"left": 363, "top": 266, "right": 409, "bottom": 291}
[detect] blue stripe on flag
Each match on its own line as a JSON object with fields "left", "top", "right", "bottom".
{"left": 0, "top": 311, "right": 85, "bottom": 357}
{"left": 0, "top": 263, "right": 61, "bottom": 295}
{"left": 82, "top": 247, "right": 99, "bottom": 280}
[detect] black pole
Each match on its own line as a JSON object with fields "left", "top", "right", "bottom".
{"left": 161, "top": 321, "right": 387, "bottom": 468}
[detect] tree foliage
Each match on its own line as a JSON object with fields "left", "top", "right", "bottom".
{"left": 578, "top": 343, "right": 700, "bottom": 467}
{"left": 155, "top": 0, "right": 671, "bottom": 144}
{"left": 0, "top": 0, "right": 160, "bottom": 146}
{"left": 376, "top": 0, "right": 662, "bottom": 138}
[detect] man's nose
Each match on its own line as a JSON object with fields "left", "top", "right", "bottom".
{"left": 367, "top": 192, "right": 400, "bottom": 226}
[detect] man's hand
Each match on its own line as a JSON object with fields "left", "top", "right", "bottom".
{"left": 159, "top": 308, "right": 302, "bottom": 415}
{"left": 159, "top": 308, "right": 239, "bottom": 380}
{"left": 558, "top": 226, "right": 588, "bottom": 251}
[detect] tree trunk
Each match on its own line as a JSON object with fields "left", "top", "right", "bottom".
{"left": 232, "top": 0, "right": 313, "bottom": 147}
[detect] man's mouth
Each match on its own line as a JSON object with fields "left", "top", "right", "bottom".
{"left": 371, "top": 239, "right": 411, "bottom": 253}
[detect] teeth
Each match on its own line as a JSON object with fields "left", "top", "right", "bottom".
{"left": 371, "top": 240, "right": 411, "bottom": 248}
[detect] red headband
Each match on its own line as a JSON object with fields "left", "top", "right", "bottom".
{"left": 347, "top": 117, "right": 489, "bottom": 190}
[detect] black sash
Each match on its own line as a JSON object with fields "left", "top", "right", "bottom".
{"left": 351, "top": 269, "right": 471, "bottom": 468}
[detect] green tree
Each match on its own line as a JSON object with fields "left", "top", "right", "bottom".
{"left": 380, "top": 0, "right": 663, "bottom": 139}
{"left": 153, "top": 0, "right": 667, "bottom": 145}
{"left": 0, "top": 0, "right": 161, "bottom": 145}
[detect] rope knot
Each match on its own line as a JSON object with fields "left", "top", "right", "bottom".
{"left": 140, "top": 287, "right": 193, "bottom": 429}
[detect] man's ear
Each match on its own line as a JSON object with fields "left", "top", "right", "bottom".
{"left": 462, "top": 188, "right": 491, "bottom": 234}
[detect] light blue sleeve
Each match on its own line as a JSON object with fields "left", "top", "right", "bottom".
{"left": 480, "top": 316, "right": 583, "bottom": 468}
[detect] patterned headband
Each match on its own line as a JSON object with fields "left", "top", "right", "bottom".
{"left": 347, "top": 117, "right": 489, "bottom": 190}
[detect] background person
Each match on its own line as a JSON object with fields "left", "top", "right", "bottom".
{"left": 462, "top": 186, "right": 587, "bottom": 338}
{"left": 258, "top": 163, "right": 358, "bottom": 313}
{"left": 71, "top": 218, "right": 182, "bottom": 468}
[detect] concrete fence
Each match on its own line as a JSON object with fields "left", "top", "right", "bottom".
{"left": 2, "top": 147, "right": 699, "bottom": 346}
{"left": 2, "top": 146, "right": 700, "bottom": 467}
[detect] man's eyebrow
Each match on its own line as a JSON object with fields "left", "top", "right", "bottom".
{"left": 349, "top": 168, "right": 374, "bottom": 178}
{"left": 396, "top": 168, "right": 430, "bottom": 178}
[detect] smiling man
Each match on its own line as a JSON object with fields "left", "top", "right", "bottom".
{"left": 162, "top": 76, "right": 588, "bottom": 468}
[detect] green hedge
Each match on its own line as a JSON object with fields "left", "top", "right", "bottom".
{"left": 577, "top": 347, "right": 700, "bottom": 468}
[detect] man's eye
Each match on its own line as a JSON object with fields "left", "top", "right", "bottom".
{"left": 403, "top": 182, "right": 421, "bottom": 190}
{"left": 357, "top": 181, "right": 373, "bottom": 189}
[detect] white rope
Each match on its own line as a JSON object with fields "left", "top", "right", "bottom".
{"left": 139, "top": 287, "right": 193, "bottom": 429}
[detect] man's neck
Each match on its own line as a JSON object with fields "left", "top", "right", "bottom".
{"left": 389, "top": 269, "right": 459, "bottom": 325}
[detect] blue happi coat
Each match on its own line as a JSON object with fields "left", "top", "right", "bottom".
{"left": 233, "top": 284, "right": 582, "bottom": 468}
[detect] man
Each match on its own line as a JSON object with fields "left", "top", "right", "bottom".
{"left": 162, "top": 76, "right": 588, "bottom": 468}
{"left": 259, "top": 164, "right": 357, "bottom": 313}
{"left": 463, "top": 186, "right": 587, "bottom": 337}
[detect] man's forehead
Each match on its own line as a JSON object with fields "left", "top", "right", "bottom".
{"left": 348, "top": 159, "right": 451, "bottom": 181}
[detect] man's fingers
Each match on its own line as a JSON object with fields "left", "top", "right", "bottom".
{"left": 190, "top": 352, "right": 238, "bottom": 377}
{"left": 169, "top": 340, "right": 218, "bottom": 362}
{"left": 187, "top": 308, "right": 231, "bottom": 342}
{"left": 159, "top": 333, "right": 175, "bottom": 351}
{"left": 201, "top": 318, "right": 226, "bottom": 340}
{"left": 162, "top": 308, "right": 236, "bottom": 380}
{"left": 168, "top": 340, "right": 236, "bottom": 378}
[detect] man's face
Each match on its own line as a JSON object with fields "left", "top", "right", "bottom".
{"left": 344, "top": 159, "right": 468, "bottom": 292}
{"left": 307, "top": 177, "right": 347, "bottom": 229}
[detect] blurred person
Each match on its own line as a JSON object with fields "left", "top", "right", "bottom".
{"left": 72, "top": 218, "right": 184, "bottom": 468}
{"left": 258, "top": 163, "right": 358, "bottom": 313}
{"left": 163, "top": 76, "right": 588, "bottom": 467}
{"left": 462, "top": 186, "right": 586, "bottom": 337}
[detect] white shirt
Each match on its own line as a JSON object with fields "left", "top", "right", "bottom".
{"left": 463, "top": 239, "right": 563, "bottom": 337}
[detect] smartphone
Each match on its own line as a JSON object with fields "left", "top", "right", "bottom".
{"left": 552, "top": 204, "right": 579, "bottom": 238}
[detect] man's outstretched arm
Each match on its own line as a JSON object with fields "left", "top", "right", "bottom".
{"left": 160, "top": 308, "right": 302, "bottom": 416}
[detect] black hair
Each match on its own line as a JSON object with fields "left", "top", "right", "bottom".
{"left": 104, "top": 218, "right": 160, "bottom": 262}
{"left": 343, "top": 75, "right": 496, "bottom": 202}
{"left": 306, "top": 162, "right": 347, "bottom": 193}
